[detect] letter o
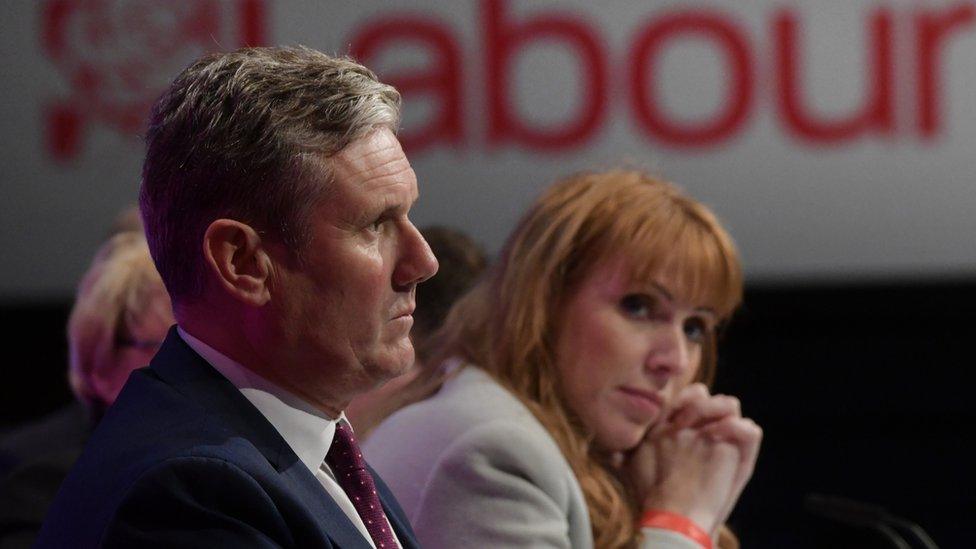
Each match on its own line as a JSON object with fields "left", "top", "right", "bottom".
{"left": 629, "top": 12, "right": 754, "bottom": 147}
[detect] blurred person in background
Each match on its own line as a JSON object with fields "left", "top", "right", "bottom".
{"left": 366, "top": 170, "right": 762, "bottom": 549}
{"left": 0, "top": 206, "right": 148, "bottom": 477}
{"left": 346, "top": 225, "right": 488, "bottom": 439}
{"left": 0, "top": 230, "right": 173, "bottom": 548}
{"left": 65, "top": 232, "right": 173, "bottom": 419}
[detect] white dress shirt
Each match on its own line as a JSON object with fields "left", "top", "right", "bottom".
{"left": 178, "top": 327, "right": 400, "bottom": 549}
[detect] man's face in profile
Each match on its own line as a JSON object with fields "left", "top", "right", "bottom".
{"left": 268, "top": 128, "right": 438, "bottom": 400}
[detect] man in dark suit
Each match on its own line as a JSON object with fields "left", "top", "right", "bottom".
{"left": 36, "top": 46, "right": 438, "bottom": 548}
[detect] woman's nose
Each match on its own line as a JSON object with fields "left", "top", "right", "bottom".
{"left": 644, "top": 323, "right": 692, "bottom": 382}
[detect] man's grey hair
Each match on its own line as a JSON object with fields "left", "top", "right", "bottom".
{"left": 140, "top": 45, "right": 401, "bottom": 302}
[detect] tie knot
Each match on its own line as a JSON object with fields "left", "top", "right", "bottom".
{"left": 326, "top": 421, "right": 365, "bottom": 473}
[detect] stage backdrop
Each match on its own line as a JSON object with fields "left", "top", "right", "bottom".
{"left": 3, "top": 0, "right": 976, "bottom": 298}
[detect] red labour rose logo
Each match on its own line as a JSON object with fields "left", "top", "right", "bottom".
{"left": 41, "top": 0, "right": 268, "bottom": 161}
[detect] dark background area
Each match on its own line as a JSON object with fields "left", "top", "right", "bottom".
{"left": 3, "top": 280, "right": 974, "bottom": 548}
{"left": 715, "top": 281, "right": 974, "bottom": 548}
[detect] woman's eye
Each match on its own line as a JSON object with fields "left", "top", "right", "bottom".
{"left": 619, "top": 294, "right": 654, "bottom": 319}
{"left": 683, "top": 317, "right": 708, "bottom": 343}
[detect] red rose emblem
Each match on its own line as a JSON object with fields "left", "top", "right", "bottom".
{"left": 41, "top": 0, "right": 267, "bottom": 160}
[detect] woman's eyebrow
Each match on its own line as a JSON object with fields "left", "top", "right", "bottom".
{"left": 695, "top": 306, "right": 717, "bottom": 314}
{"left": 646, "top": 282, "right": 673, "bottom": 302}
{"left": 643, "top": 282, "right": 718, "bottom": 317}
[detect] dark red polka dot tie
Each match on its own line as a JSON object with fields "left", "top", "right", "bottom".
{"left": 326, "top": 422, "right": 398, "bottom": 549}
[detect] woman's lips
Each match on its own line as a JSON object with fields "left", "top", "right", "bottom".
{"left": 617, "top": 386, "right": 664, "bottom": 419}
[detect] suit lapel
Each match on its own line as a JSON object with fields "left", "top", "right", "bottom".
{"left": 148, "top": 328, "right": 376, "bottom": 549}
{"left": 149, "top": 328, "right": 291, "bottom": 468}
{"left": 278, "top": 460, "right": 375, "bottom": 549}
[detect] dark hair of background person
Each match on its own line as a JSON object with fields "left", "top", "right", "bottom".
{"left": 413, "top": 225, "right": 487, "bottom": 361}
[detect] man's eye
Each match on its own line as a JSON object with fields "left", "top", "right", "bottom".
{"left": 619, "top": 294, "right": 654, "bottom": 319}
{"left": 683, "top": 317, "right": 709, "bottom": 343}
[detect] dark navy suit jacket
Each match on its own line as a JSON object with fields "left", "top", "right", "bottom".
{"left": 35, "top": 327, "right": 419, "bottom": 548}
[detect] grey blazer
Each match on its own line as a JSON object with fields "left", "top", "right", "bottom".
{"left": 364, "top": 366, "right": 699, "bottom": 549}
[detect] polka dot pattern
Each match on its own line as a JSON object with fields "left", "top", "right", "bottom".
{"left": 326, "top": 422, "right": 398, "bottom": 548}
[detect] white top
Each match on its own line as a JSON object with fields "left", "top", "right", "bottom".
{"left": 178, "top": 327, "right": 400, "bottom": 549}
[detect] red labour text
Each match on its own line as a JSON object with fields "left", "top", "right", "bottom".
{"left": 349, "top": 0, "right": 975, "bottom": 153}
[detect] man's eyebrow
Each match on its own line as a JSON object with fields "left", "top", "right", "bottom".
{"left": 364, "top": 193, "right": 418, "bottom": 222}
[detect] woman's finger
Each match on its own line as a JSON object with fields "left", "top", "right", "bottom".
{"left": 668, "top": 391, "right": 741, "bottom": 431}
{"left": 699, "top": 416, "right": 763, "bottom": 522}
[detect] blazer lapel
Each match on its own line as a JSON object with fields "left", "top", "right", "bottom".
{"left": 278, "top": 460, "right": 375, "bottom": 549}
{"left": 149, "top": 328, "right": 290, "bottom": 466}
{"left": 148, "top": 328, "right": 375, "bottom": 549}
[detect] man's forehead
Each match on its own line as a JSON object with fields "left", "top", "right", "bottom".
{"left": 332, "top": 129, "right": 411, "bottom": 180}
{"left": 322, "top": 129, "right": 419, "bottom": 218}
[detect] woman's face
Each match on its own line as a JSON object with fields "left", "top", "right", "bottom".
{"left": 554, "top": 257, "right": 717, "bottom": 451}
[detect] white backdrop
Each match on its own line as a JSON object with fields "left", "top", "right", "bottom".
{"left": 3, "top": 0, "right": 976, "bottom": 298}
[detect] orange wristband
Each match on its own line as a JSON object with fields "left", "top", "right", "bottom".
{"left": 639, "top": 510, "right": 712, "bottom": 549}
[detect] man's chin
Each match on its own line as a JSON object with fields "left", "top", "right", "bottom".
{"left": 363, "top": 344, "right": 415, "bottom": 379}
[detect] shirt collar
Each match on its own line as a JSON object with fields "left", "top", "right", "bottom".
{"left": 177, "top": 326, "right": 347, "bottom": 475}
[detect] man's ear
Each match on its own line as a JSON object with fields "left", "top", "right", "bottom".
{"left": 202, "top": 219, "right": 272, "bottom": 306}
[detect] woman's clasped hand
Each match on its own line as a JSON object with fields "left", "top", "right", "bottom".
{"left": 626, "top": 383, "right": 762, "bottom": 538}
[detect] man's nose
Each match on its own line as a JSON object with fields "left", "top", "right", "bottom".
{"left": 393, "top": 222, "right": 439, "bottom": 289}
